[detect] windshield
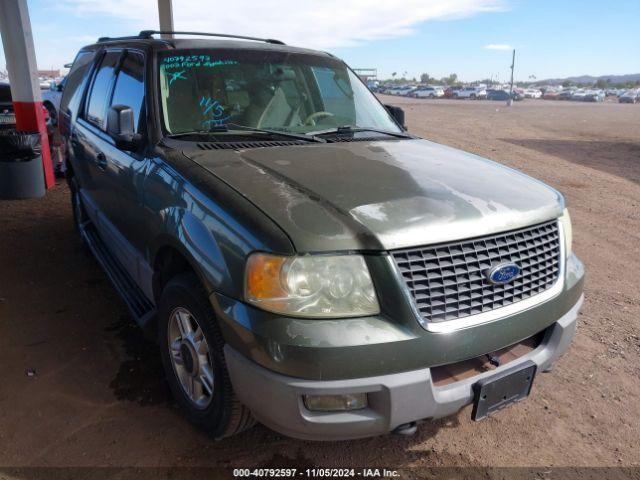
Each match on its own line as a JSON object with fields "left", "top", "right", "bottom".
{"left": 158, "top": 49, "right": 401, "bottom": 135}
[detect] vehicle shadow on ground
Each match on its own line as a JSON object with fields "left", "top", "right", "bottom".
{"left": 253, "top": 415, "right": 464, "bottom": 467}
{"left": 108, "top": 306, "right": 461, "bottom": 465}
{"left": 106, "top": 315, "right": 172, "bottom": 406}
{"left": 500, "top": 138, "right": 640, "bottom": 185}
{"left": 111, "top": 307, "right": 459, "bottom": 456}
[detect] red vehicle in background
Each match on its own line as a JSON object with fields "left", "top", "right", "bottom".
{"left": 444, "top": 86, "right": 462, "bottom": 98}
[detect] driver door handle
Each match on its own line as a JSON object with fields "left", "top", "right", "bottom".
{"left": 96, "top": 152, "right": 107, "bottom": 171}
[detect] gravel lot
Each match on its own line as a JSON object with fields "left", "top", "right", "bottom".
{"left": 0, "top": 97, "right": 638, "bottom": 476}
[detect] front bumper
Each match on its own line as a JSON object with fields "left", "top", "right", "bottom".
{"left": 225, "top": 294, "right": 583, "bottom": 441}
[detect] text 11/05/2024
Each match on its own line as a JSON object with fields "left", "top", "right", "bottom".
{"left": 232, "top": 468, "right": 400, "bottom": 478}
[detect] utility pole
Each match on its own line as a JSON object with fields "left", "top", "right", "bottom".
{"left": 508, "top": 49, "right": 516, "bottom": 106}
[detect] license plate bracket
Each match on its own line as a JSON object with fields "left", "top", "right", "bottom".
{"left": 471, "top": 360, "right": 536, "bottom": 421}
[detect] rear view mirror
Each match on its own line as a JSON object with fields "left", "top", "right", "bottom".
{"left": 384, "top": 104, "right": 406, "bottom": 130}
{"left": 107, "top": 105, "right": 141, "bottom": 151}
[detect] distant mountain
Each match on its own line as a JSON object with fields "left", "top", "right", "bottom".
{"left": 537, "top": 73, "right": 640, "bottom": 84}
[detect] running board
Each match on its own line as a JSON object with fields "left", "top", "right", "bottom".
{"left": 81, "top": 223, "right": 156, "bottom": 330}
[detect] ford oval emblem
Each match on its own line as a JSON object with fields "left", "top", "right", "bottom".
{"left": 487, "top": 262, "right": 521, "bottom": 285}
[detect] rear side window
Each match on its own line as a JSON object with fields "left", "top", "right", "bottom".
{"left": 85, "top": 51, "right": 121, "bottom": 129}
{"left": 109, "top": 52, "right": 145, "bottom": 133}
{"left": 60, "top": 50, "right": 95, "bottom": 114}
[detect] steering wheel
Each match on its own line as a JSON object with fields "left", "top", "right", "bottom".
{"left": 304, "top": 111, "right": 334, "bottom": 126}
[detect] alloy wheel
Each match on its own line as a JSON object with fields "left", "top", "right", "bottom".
{"left": 167, "top": 307, "right": 215, "bottom": 409}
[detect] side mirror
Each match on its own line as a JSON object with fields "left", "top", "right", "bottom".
{"left": 107, "top": 105, "right": 141, "bottom": 151}
{"left": 384, "top": 104, "right": 406, "bottom": 130}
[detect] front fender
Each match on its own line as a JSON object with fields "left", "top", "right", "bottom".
{"left": 149, "top": 207, "right": 232, "bottom": 295}
{"left": 144, "top": 155, "right": 295, "bottom": 300}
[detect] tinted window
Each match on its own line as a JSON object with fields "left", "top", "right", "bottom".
{"left": 59, "top": 51, "right": 95, "bottom": 113}
{"left": 110, "top": 52, "right": 145, "bottom": 132}
{"left": 86, "top": 51, "right": 120, "bottom": 129}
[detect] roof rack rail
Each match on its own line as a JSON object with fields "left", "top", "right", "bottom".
{"left": 138, "top": 30, "right": 285, "bottom": 45}
{"left": 97, "top": 34, "right": 149, "bottom": 43}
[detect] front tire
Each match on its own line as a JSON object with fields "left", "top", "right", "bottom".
{"left": 158, "top": 273, "right": 255, "bottom": 438}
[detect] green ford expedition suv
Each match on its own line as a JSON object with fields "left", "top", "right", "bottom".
{"left": 60, "top": 31, "right": 584, "bottom": 440}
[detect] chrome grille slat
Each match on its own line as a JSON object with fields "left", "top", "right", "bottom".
{"left": 392, "top": 221, "right": 561, "bottom": 323}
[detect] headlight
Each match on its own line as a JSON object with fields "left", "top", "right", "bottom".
{"left": 559, "top": 208, "right": 572, "bottom": 257}
{"left": 245, "top": 253, "right": 380, "bottom": 317}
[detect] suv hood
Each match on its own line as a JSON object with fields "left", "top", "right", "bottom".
{"left": 184, "top": 139, "right": 563, "bottom": 252}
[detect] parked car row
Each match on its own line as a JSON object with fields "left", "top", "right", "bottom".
{"left": 379, "top": 84, "right": 542, "bottom": 101}
{"left": 533, "top": 87, "right": 640, "bottom": 103}
{"left": 381, "top": 84, "right": 492, "bottom": 100}
{"left": 381, "top": 85, "right": 415, "bottom": 96}
{"left": 568, "top": 89, "right": 603, "bottom": 102}
{"left": 379, "top": 82, "right": 639, "bottom": 104}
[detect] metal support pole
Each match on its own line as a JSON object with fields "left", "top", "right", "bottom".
{"left": 157, "top": 0, "right": 174, "bottom": 39}
{"left": 507, "top": 49, "right": 515, "bottom": 107}
{"left": 0, "top": 0, "right": 55, "bottom": 188}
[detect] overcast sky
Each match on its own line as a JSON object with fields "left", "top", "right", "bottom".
{"left": 1, "top": 0, "right": 638, "bottom": 82}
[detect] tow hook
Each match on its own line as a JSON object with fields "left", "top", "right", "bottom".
{"left": 392, "top": 422, "right": 417, "bottom": 436}
{"left": 487, "top": 352, "right": 502, "bottom": 367}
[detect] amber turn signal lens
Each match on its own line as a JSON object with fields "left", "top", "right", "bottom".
{"left": 245, "top": 253, "right": 288, "bottom": 300}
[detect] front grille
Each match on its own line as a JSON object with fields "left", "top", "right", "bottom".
{"left": 392, "top": 221, "right": 561, "bottom": 323}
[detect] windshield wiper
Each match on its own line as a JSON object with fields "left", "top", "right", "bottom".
{"left": 308, "top": 125, "right": 414, "bottom": 139}
{"left": 167, "top": 123, "right": 326, "bottom": 143}
{"left": 225, "top": 123, "right": 326, "bottom": 143}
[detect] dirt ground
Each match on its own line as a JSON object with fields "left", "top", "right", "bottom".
{"left": 0, "top": 97, "right": 639, "bottom": 476}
